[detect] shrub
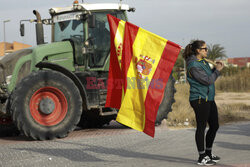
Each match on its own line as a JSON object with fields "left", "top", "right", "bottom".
{"left": 218, "top": 103, "right": 250, "bottom": 123}
{"left": 167, "top": 84, "right": 196, "bottom": 127}
{"left": 216, "top": 68, "right": 250, "bottom": 92}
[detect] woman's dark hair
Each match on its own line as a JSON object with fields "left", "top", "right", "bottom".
{"left": 182, "top": 40, "right": 206, "bottom": 59}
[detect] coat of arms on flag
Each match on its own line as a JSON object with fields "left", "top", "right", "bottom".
{"left": 136, "top": 55, "right": 155, "bottom": 79}
{"left": 105, "top": 14, "right": 181, "bottom": 137}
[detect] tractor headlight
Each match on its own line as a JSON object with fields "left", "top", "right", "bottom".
{"left": 49, "top": 9, "right": 55, "bottom": 15}
{"left": 6, "top": 75, "right": 12, "bottom": 85}
{"left": 77, "top": 5, "right": 83, "bottom": 10}
{"left": 76, "top": 15, "right": 81, "bottom": 20}
{"left": 73, "top": 5, "right": 83, "bottom": 11}
{"left": 73, "top": 4, "right": 78, "bottom": 10}
{"left": 84, "top": 40, "right": 89, "bottom": 46}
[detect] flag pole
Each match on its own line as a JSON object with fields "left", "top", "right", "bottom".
{"left": 204, "top": 58, "right": 217, "bottom": 66}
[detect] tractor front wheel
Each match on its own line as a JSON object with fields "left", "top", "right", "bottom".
{"left": 11, "top": 70, "right": 82, "bottom": 140}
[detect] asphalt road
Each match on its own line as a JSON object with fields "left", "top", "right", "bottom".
{"left": 0, "top": 121, "right": 250, "bottom": 167}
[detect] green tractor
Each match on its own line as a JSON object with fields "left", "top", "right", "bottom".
{"left": 0, "top": 2, "right": 175, "bottom": 140}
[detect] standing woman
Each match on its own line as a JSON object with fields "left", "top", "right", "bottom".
{"left": 183, "top": 40, "right": 224, "bottom": 166}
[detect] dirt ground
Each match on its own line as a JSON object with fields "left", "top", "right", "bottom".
{"left": 215, "top": 92, "right": 250, "bottom": 105}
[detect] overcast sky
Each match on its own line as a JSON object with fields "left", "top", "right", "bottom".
{"left": 0, "top": 0, "right": 250, "bottom": 58}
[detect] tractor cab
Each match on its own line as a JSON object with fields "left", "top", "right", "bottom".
{"left": 50, "top": 1, "right": 133, "bottom": 70}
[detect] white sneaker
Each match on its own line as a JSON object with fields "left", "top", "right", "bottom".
{"left": 197, "top": 156, "right": 216, "bottom": 166}
{"left": 209, "top": 154, "right": 220, "bottom": 163}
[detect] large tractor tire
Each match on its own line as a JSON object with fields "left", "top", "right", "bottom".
{"left": 11, "top": 70, "right": 82, "bottom": 140}
{"left": 155, "top": 73, "right": 176, "bottom": 125}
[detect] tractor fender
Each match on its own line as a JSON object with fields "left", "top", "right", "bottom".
{"left": 35, "top": 61, "right": 89, "bottom": 111}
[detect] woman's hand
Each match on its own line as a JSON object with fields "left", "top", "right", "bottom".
{"left": 215, "top": 62, "right": 224, "bottom": 71}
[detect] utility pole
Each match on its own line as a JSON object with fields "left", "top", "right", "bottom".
{"left": 3, "top": 20, "right": 10, "bottom": 56}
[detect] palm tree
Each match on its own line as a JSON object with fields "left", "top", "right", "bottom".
{"left": 207, "top": 44, "right": 227, "bottom": 61}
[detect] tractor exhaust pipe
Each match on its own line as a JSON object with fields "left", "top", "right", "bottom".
{"left": 33, "top": 10, "right": 44, "bottom": 45}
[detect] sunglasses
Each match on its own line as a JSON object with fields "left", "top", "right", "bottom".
{"left": 200, "top": 47, "right": 208, "bottom": 52}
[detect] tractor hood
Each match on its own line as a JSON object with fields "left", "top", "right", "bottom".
{"left": 0, "top": 49, "right": 33, "bottom": 83}
{"left": 0, "top": 41, "right": 74, "bottom": 85}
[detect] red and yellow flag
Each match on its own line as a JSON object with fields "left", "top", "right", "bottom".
{"left": 106, "top": 15, "right": 181, "bottom": 137}
{"left": 105, "top": 15, "right": 125, "bottom": 109}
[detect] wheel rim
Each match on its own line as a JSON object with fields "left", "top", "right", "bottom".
{"left": 29, "top": 86, "right": 68, "bottom": 126}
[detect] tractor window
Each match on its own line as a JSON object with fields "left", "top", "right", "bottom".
{"left": 88, "top": 11, "right": 126, "bottom": 68}
{"left": 54, "top": 19, "right": 84, "bottom": 42}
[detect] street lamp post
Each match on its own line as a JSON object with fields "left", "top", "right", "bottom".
{"left": 3, "top": 20, "right": 11, "bottom": 56}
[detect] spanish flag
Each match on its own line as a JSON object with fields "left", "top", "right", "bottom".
{"left": 105, "top": 15, "right": 126, "bottom": 109}
{"left": 106, "top": 15, "right": 181, "bottom": 137}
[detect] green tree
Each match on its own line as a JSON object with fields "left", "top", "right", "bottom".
{"left": 173, "top": 49, "right": 184, "bottom": 81}
{"left": 174, "top": 49, "right": 184, "bottom": 69}
{"left": 207, "top": 44, "right": 227, "bottom": 61}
